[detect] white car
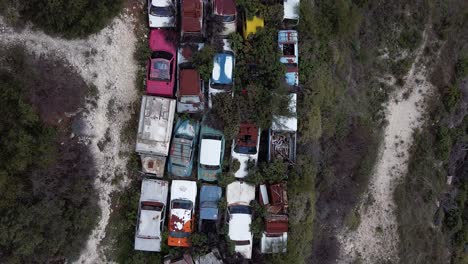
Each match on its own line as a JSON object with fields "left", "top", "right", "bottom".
{"left": 168, "top": 180, "right": 197, "bottom": 247}
{"left": 148, "top": 0, "right": 176, "bottom": 28}
{"left": 134, "top": 179, "right": 169, "bottom": 252}
{"left": 231, "top": 123, "right": 261, "bottom": 178}
{"left": 226, "top": 181, "right": 255, "bottom": 259}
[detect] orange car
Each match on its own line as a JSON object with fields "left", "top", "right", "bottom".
{"left": 168, "top": 180, "right": 197, "bottom": 247}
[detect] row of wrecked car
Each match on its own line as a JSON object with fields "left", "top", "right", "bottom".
{"left": 133, "top": 0, "right": 301, "bottom": 261}
{"left": 135, "top": 175, "right": 289, "bottom": 258}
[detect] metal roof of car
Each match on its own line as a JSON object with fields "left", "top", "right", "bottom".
{"left": 200, "top": 139, "right": 222, "bottom": 166}
{"left": 211, "top": 53, "right": 233, "bottom": 84}
{"left": 179, "top": 69, "right": 201, "bottom": 95}
{"left": 227, "top": 181, "right": 255, "bottom": 205}
{"left": 181, "top": 0, "right": 203, "bottom": 33}
{"left": 213, "top": 0, "right": 236, "bottom": 15}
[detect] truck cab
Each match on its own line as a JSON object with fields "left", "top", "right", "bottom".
{"left": 135, "top": 96, "right": 176, "bottom": 177}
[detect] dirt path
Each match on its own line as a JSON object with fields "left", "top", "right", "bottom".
{"left": 0, "top": 13, "right": 138, "bottom": 263}
{"left": 338, "top": 28, "right": 436, "bottom": 263}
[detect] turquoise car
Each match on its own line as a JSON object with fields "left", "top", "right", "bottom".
{"left": 198, "top": 125, "right": 225, "bottom": 181}
{"left": 168, "top": 119, "right": 200, "bottom": 178}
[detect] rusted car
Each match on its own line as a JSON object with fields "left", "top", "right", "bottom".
{"left": 168, "top": 180, "right": 197, "bottom": 247}
{"left": 259, "top": 182, "right": 289, "bottom": 254}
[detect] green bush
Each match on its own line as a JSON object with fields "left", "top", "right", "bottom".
{"left": 0, "top": 46, "right": 99, "bottom": 262}
{"left": 191, "top": 45, "right": 216, "bottom": 81}
{"left": 20, "top": 0, "right": 123, "bottom": 38}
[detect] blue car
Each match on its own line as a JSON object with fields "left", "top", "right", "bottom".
{"left": 198, "top": 184, "right": 222, "bottom": 233}
{"left": 168, "top": 119, "right": 200, "bottom": 177}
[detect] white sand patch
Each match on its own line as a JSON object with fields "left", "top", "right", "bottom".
{"left": 0, "top": 14, "right": 138, "bottom": 263}
{"left": 338, "top": 28, "right": 437, "bottom": 263}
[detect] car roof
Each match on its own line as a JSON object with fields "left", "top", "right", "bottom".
{"left": 272, "top": 93, "right": 297, "bottom": 131}
{"left": 179, "top": 69, "right": 201, "bottom": 95}
{"left": 171, "top": 180, "right": 197, "bottom": 201}
{"left": 200, "top": 185, "right": 222, "bottom": 202}
{"left": 213, "top": 0, "right": 236, "bottom": 16}
{"left": 200, "top": 139, "right": 222, "bottom": 166}
{"left": 211, "top": 53, "right": 234, "bottom": 84}
{"left": 181, "top": 0, "right": 203, "bottom": 33}
{"left": 135, "top": 96, "right": 176, "bottom": 154}
{"left": 229, "top": 213, "right": 252, "bottom": 240}
{"left": 283, "top": 0, "right": 300, "bottom": 20}
{"left": 141, "top": 178, "right": 169, "bottom": 203}
{"left": 227, "top": 181, "right": 255, "bottom": 205}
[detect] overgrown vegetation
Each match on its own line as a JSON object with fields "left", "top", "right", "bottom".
{"left": 1, "top": 0, "right": 123, "bottom": 38}
{"left": 395, "top": 6, "right": 468, "bottom": 260}
{"left": 0, "top": 46, "right": 99, "bottom": 262}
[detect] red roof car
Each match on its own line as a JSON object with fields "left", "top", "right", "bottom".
{"left": 181, "top": 0, "right": 204, "bottom": 41}
{"left": 147, "top": 29, "right": 177, "bottom": 97}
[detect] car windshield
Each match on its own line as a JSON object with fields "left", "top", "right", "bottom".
{"left": 141, "top": 202, "right": 164, "bottom": 211}
{"left": 200, "top": 164, "right": 220, "bottom": 170}
{"left": 180, "top": 95, "right": 201, "bottom": 103}
{"left": 169, "top": 231, "right": 190, "bottom": 238}
{"left": 233, "top": 240, "right": 250, "bottom": 245}
{"left": 211, "top": 83, "right": 232, "bottom": 90}
{"left": 150, "top": 5, "right": 175, "bottom": 17}
{"left": 150, "top": 59, "right": 171, "bottom": 81}
{"left": 172, "top": 200, "right": 193, "bottom": 210}
{"left": 229, "top": 205, "right": 252, "bottom": 214}
{"left": 175, "top": 134, "right": 193, "bottom": 140}
{"left": 286, "top": 63, "right": 298, "bottom": 69}
{"left": 234, "top": 145, "right": 257, "bottom": 154}
{"left": 234, "top": 133, "right": 258, "bottom": 154}
{"left": 215, "top": 14, "right": 235, "bottom": 23}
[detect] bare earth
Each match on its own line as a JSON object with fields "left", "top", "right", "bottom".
{"left": 338, "top": 28, "right": 437, "bottom": 263}
{"left": 0, "top": 14, "right": 138, "bottom": 263}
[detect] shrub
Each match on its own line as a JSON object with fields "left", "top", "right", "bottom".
{"left": 191, "top": 45, "right": 216, "bottom": 81}
{"left": 20, "top": 0, "right": 123, "bottom": 38}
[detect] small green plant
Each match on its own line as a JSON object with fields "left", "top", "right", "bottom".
{"left": 191, "top": 45, "right": 216, "bottom": 81}
{"left": 345, "top": 208, "right": 361, "bottom": 231}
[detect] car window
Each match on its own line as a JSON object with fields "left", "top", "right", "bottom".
{"left": 282, "top": 43, "right": 295, "bottom": 56}
{"left": 180, "top": 95, "right": 200, "bottom": 103}
{"left": 215, "top": 14, "right": 235, "bottom": 23}
{"left": 172, "top": 200, "right": 193, "bottom": 210}
{"left": 228, "top": 205, "right": 252, "bottom": 214}
{"left": 169, "top": 231, "right": 190, "bottom": 238}
{"left": 200, "top": 164, "right": 220, "bottom": 170}
{"left": 150, "top": 5, "right": 175, "bottom": 17}
{"left": 233, "top": 240, "right": 250, "bottom": 245}
{"left": 150, "top": 59, "right": 170, "bottom": 81}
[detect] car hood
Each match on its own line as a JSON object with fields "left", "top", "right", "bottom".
{"left": 227, "top": 181, "right": 255, "bottom": 205}
{"left": 231, "top": 150, "right": 258, "bottom": 178}
{"left": 149, "top": 15, "right": 175, "bottom": 28}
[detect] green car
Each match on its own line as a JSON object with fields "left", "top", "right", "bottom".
{"left": 198, "top": 125, "right": 225, "bottom": 182}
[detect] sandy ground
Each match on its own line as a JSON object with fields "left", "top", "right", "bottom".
{"left": 338, "top": 28, "right": 436, "bottom": 263}
{"left": 0, "top": 13, "right": 138, "bottom": 263}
